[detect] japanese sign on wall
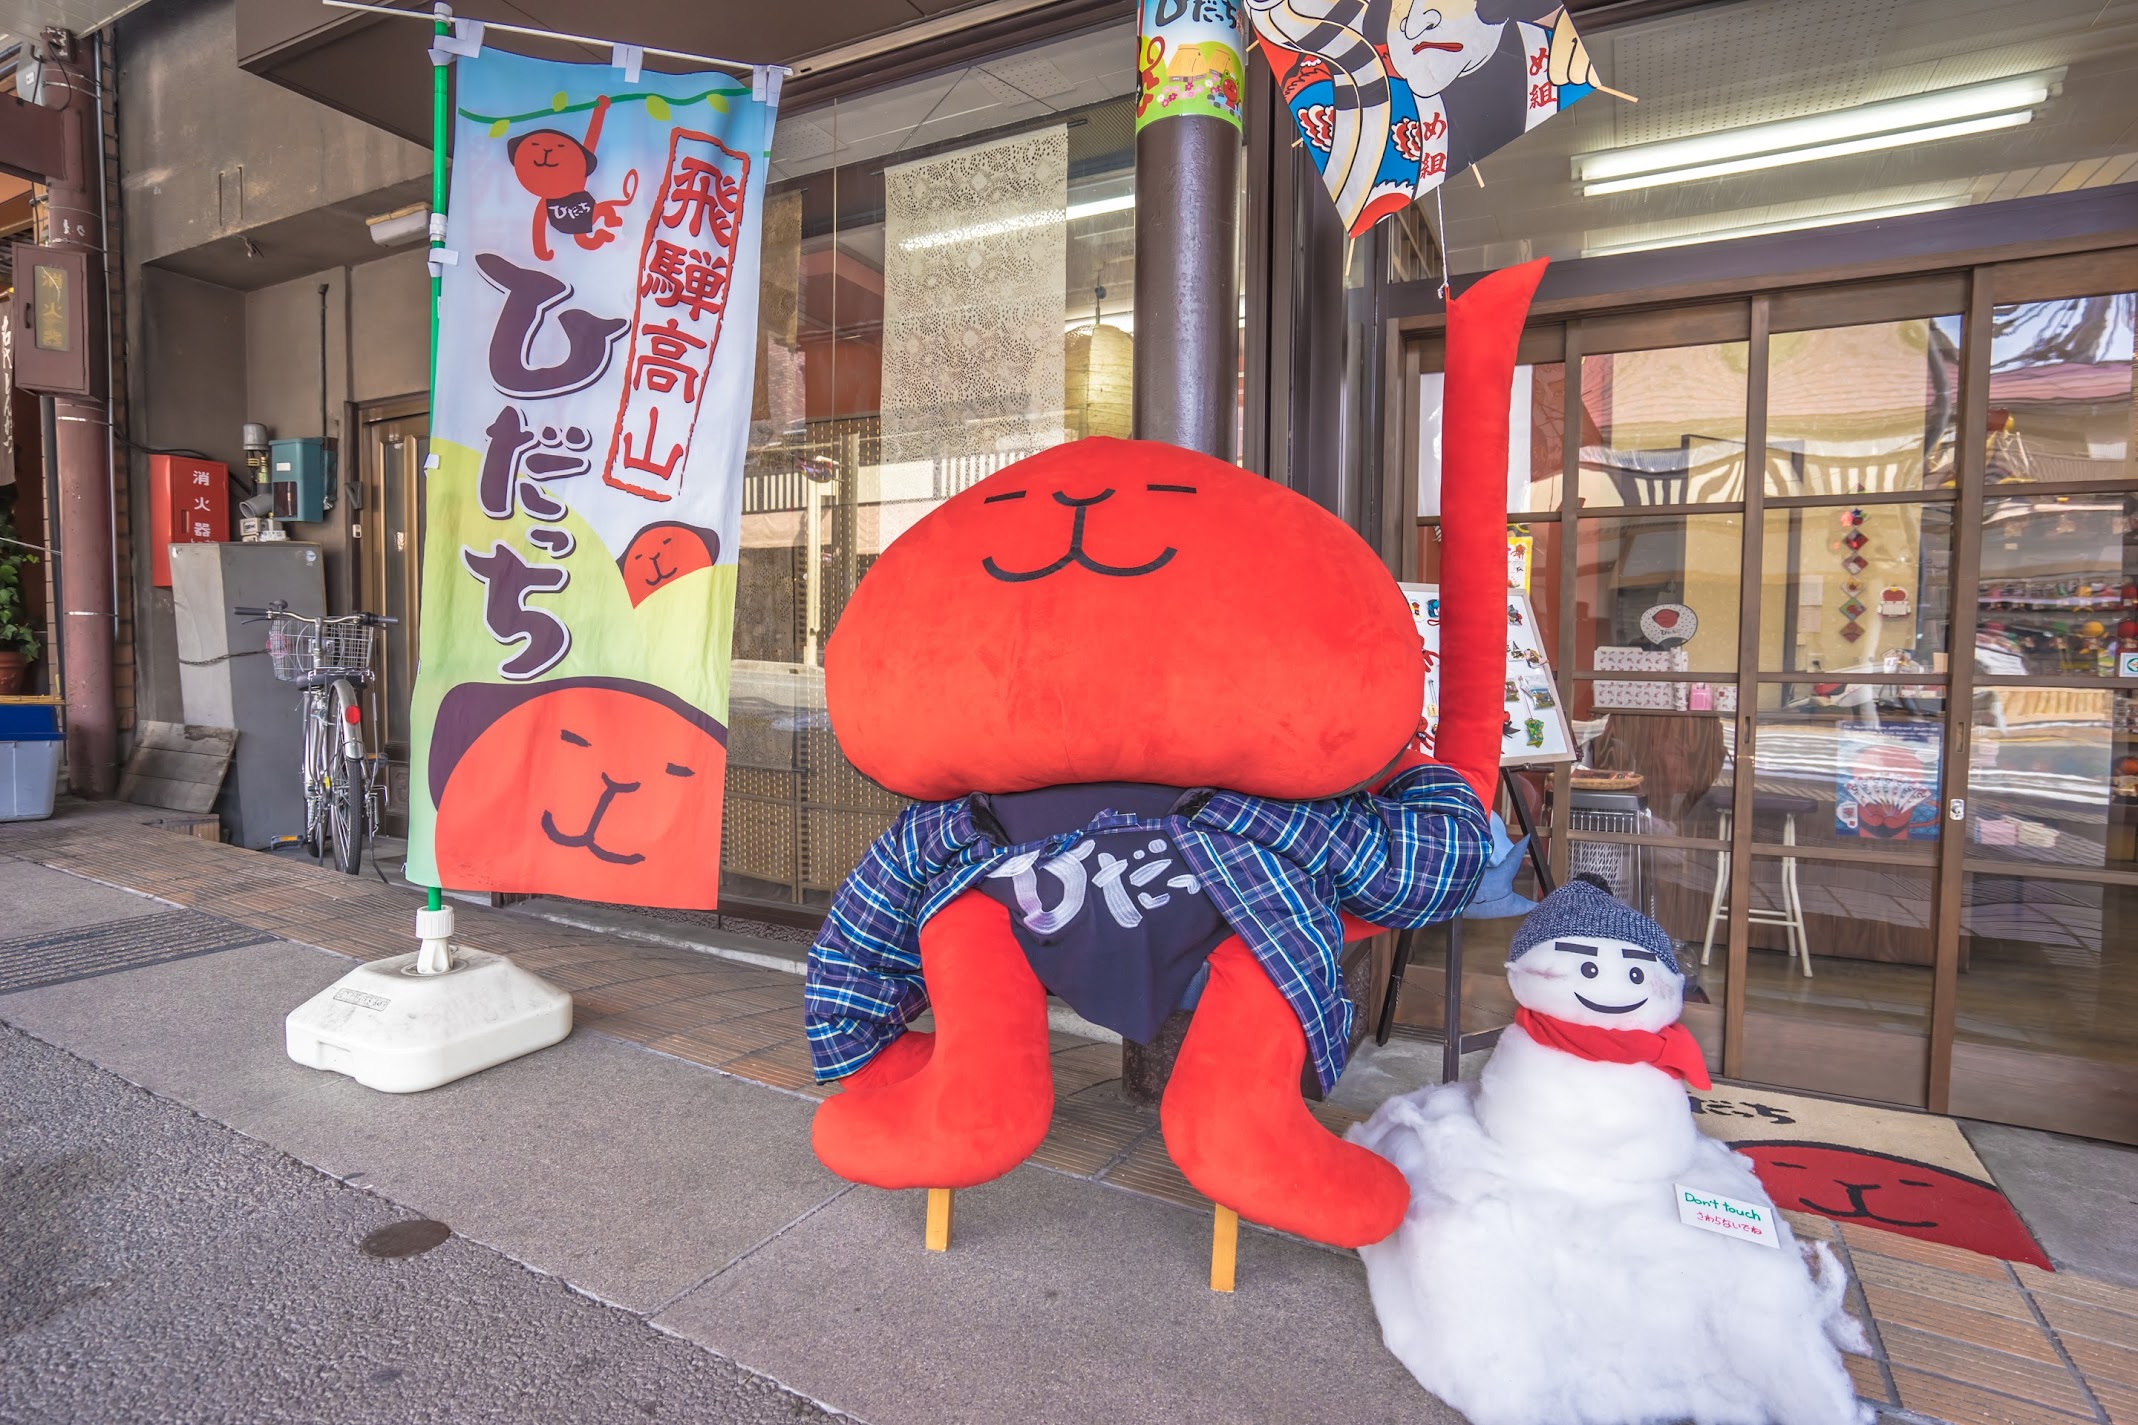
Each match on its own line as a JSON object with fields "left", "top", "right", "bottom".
{"left": 1137, "top": 0, "right": 1246, "bottom": 131}
{"left": 1249, "top": 0, "right": 1598, "bottom": 235}
{"left": 1401, "top": 581, "right": 1573, "bottom": 768}
{"left": 405, "top": 49, "right": 776, "bottom": 909}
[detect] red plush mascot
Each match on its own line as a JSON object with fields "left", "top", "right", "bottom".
{"left": 803, "top": 261, "right": 1547, "bottom": 1251}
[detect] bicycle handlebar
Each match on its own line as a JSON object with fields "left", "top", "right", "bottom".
{"left": 231, "top": 604, "right": 396, "bottom": 626}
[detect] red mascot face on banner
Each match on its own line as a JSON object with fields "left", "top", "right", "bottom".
{"left": 618, "top": 521, "right": 720, "bottom": 608}
{"left": 1737, "top": 1142, "right": 2050, "bottom": 1268}
{"left": 826, "top": 438, "right": 1424, "bottom": 801}
{"left": 431, "top": 676, "right": 727, "bottom": 908}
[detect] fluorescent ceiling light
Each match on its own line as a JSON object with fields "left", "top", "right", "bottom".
{"left": 1583, "top": 111, "right": 2033, "bottom": 196}
{"left": 1582, "top": 198, "right": 1964, "bottom": 258}
{"left": 1574, "top": 73, "right": 2054, "bottom": 195}
{"left": 900, "top": 193, "right": 1135, "bottom": 250}
{"left": 1068, "top": 193, "right": 1135, "bottom": 220}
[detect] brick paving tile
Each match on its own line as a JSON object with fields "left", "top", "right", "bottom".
{"left": 1784, "top": 1209, "right": 1839, "bottom": 1242}
{"left": 1846, "top": 1351, "right": 1896, "bottom": 1405}
{"left": 1843, "top": 1224, "right": 2014, "bottom": 1281}
{"left": 2016, "top": 1265, "right": 2138, "bottom": 1319}
{"left": 1099, "top": 1133, "right": 1204, "bottom": 1210}
{"left": 2090, "top": 1376, "right": 2138, "bottom": 1425}
{"left": 720, "top": 1039, "right": 832, "bottom": 1099}
{"left": 1030, "top": 1088, "right": 1153, "bottom": 1177}
{"left": 1890, "top": 1365, "right": 2097, "bottom": 1425}
{"left": 649, "top": 1010, "right": 803, "bottom": 1067}
{"left": 1879, "top": 1324, "right": 2097, "bottom": 1417}
{"left": 2060, "top": 1335, "right": 2138, "bottom": 1390}
{"left": 2038, "top": 1294, "right": 2138, "bottom": 1349}
{"left": 1048, "top": 1040, "right": 1125, "bottom": 1095}
{"left": 1853, "top": 1253, "right": 2037, "bottom": 1321}
{"left": 713, "top": 982, "right": 809, "bottom": 1015}
{"left": 1863, "top": 1284, "right": 2068, "bottom": 1364}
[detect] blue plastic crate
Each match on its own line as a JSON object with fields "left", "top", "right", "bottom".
{"left": 0, "top": 703, "right": 60, "bottom": 740}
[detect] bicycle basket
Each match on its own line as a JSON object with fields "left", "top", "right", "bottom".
{"left": 266, "top": 619, "right": 376, "bottom": 682}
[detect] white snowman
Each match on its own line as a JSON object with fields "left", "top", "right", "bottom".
{"left": 1352, "top": 875, "right": 1871, "bottom": 1425}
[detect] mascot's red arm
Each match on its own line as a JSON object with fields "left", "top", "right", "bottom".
{"left": 1428, "top": 257, "right": 1550, "bottom": 808}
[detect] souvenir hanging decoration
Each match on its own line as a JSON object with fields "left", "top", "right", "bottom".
{"left": 1838, "top": 508, "right": 1868, "bottom": 641}
{"left": 1639, "top": 602, "right": 1696, "bottom": 648}
{"left": 1879, "top": 587, "right": 1912, "bottom": 619}
{"left": 1247, "top": 0, "right": 1609, "bottom": 236}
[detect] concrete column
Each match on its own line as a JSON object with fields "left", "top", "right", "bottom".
{"left": 1131, "top": 113, "right": 1239, "bottom": 458}
{"left": 43, "top": 37, "right": 117, "bottom": 797}
{"left": 1123, "top": 18, "right": 1245, "bottom": 1101}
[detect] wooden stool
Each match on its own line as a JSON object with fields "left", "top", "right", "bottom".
{"left": 920, "top": 1188, "right": 1240, "bottom": 1293}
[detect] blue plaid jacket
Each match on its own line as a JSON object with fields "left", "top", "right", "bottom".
{"left": 805, "top": 764, "right": 1488, "bottom": 1093}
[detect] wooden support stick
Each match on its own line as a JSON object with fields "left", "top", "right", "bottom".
{"left": 925, "top": 1188, "right": 954, "bottom": 1252}
{"left": 1210, "top": 1205, "right": 1239, "bottom": 1293}
{"left": 1593, "top": 81, "right": 1638, "bottom": 103}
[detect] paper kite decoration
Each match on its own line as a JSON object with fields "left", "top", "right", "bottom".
{"left": 1248, "top": 0, "right": 1601, "bottom": 236}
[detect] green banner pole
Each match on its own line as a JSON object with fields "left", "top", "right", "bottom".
{"left": 425, "top": 2, "right": 449, "bottom": 916}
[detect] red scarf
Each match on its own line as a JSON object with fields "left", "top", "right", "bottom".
{"left": 1513, "top": 1007, "right": 1713, "bottom": 1090}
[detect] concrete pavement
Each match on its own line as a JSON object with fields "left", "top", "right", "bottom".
{"left": 5, "top": 811, "right": 2138, "bottom": 1425}
{"left": 1, "top": 1023, "right": 839, "bottom": 1425}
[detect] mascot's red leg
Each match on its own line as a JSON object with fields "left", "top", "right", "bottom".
{"left": 1436, "top": 257, "right": 1550, "bottom": 807}
{"left": 811, "top": 892, "right": 1053, "bottom": 1190}
{"left": 1161, "top": 939, "right": 1408, "bottom": 1248}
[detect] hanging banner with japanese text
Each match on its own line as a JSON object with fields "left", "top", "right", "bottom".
{"left": 406, "top": 49, "right": 775, "bottom": 908}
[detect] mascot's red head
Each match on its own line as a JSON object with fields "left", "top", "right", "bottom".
{"left": 825, "top": 438, "right": 1423, "bottom": 802}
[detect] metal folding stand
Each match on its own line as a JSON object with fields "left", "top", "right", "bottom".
{"left": 1375, "top": 768, "right": 1557, "bottom": 1084}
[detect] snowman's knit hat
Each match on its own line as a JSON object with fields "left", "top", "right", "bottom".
{"left": 1506, "top": 875, "right": 1681, "bottom": 975}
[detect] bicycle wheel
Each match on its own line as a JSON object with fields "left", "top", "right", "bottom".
{"left": 327, "top": 744, "right": 366, "bottom": 875}
{"left": 302, "top": 703, "right": 332, "bottom": 859}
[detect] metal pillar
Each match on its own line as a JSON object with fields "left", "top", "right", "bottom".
{"left": 1131, "top": 112, "right": 1239, "bottom": 459}
{"left": 44, "top": 36, "right": 117, "bottom": 797}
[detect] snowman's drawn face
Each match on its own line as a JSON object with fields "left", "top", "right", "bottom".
{"left": 1509, "top": 933, "right": 1684, "bottom": 1033}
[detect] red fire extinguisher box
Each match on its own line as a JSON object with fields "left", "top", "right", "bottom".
{"left": 149, "top": 455, "right": 230, "bottom": 587}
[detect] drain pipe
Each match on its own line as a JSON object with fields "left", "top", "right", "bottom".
{"left": 43, "top": 31, "right": 117, "bottom": 797}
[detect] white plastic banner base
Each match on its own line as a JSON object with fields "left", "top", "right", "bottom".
{"left": 286, "top": 947, "right": 572, "bottom": 1093}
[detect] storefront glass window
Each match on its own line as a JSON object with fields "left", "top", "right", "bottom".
{"left": 1746, "top": 691, "right": 1947, "bottom": 851}
{"left": 1987, "top": 294, "right": 2137, "bottom": 487}
{"left": 1418, "top": 361, "right": 1567, "bottom": 515}
{"left": 1415, "top": 1, "right": 2138, "bottom": 272}
{"left": 1968, "top": 687, "right": 2137, "bottom": 870}
{"left": 1759, "top": 503, "right": 1953, "bottom": 675}
{"left": 1578, "top": 343, "right": 1749, "bottom": 507}
{"left": 1739, "top": 855, "right": 1936, "bottom": 1108}
{"left": 1977, "top": 493, "right": 2138, "bottom": 678}
{"left": 1574, "top": 512, "right": 1743, "bottom": 675}
{"left": 1765, "top": 317, "right": 1963, "bottom": 496}
{"left": 1956, "top": 875, "right": 2138, "bottom": 1123}
{"left": 725, "top": 24, "right": 1137, "bottom": 906}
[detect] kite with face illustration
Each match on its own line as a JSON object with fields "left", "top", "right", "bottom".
{"left": 1249, "top": 0, "right": 1600, "bottom": 236}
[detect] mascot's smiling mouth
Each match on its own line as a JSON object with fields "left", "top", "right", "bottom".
{"left": 1573, "top": 992, "right": 1645, "bottom": 1015}
{"left": 541, "top": 771, "right": 647, "bottom": 865}
{"left": 982, "top": 488, "right": 1179, "bottom": 582}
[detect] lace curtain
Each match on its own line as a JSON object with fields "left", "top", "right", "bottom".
{"left": 880, "top": 126, "right": 1068, "bottom": 466}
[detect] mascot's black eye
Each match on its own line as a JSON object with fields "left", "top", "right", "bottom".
{"left": 1629, "top": 966, "right": 1645, "bottom": 985}
{"left": 1580, "top": 961, "right": 1599, "bottom": 979}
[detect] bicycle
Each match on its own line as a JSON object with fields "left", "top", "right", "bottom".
{"left": 235, "top": 602, "right": 397, "bottom": 875}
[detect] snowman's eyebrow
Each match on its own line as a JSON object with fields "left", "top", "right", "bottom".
{"left": 1554, "top": 941, "right": 1598, "bottom": 955}
{"left": 1621, "top": 947, "right": 1661, "bottom": 961}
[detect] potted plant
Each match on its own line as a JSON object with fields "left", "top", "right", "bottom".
{"left": 0, "top": 514, "right": 42, "bottom": 696}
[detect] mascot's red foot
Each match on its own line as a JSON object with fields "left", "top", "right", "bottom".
{"left": 837, "top": 1029, "right": 933, "bottom": 1093}
{"left": 811, "top": 893, "right": 1054, "bottom": 1190}
{"left": 1161, "top": 940, "right": 1409, "bottom": 1248}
